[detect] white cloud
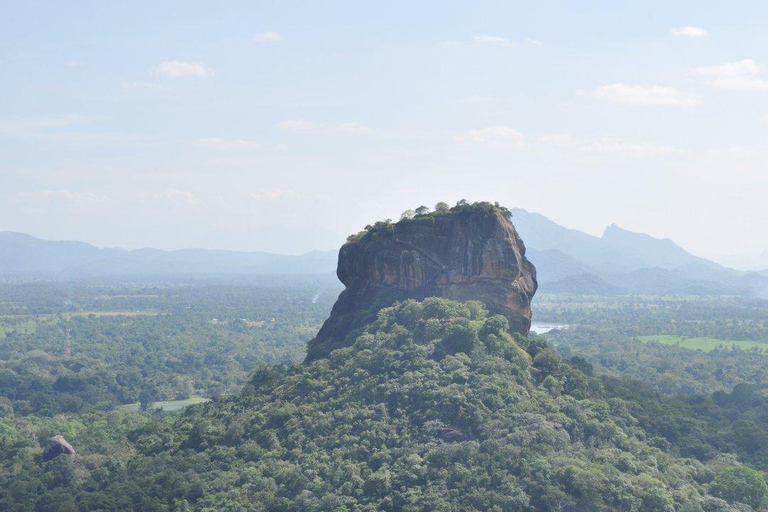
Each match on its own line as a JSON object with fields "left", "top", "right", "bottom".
{"left": 474, "top": 35, "right": 515, "bottom": 48}
{"left": 538, "top": 133, "right": 576, "bottom": 146}
{"left": 277, "top": 119, "right": 372, "bottom": 134}
{"left": 461, "top": 128, "right": 672, "bottom": 157}
{"left": 198, "top": 137, "right": 260, "bottom": 150}
{"left": 155, "top": 60, "right": 212, "bottom": 78}
{"left": 525, "top": 37, "right": 543, "bottom": 46}
{"left": 0, "top": 114, "right": 89, "bottom": 135}
{"left": 253, "top": 31, "right": 281, "bottom": 43}
{"left": 0, "top": 115, "right": 144, "bottom": 146}
{"left": 594, "top": 83, "right": 701, "bottom": 106}
{"left": 539, "top": 133, "right": 675, "bottom": 157}
{"left": 121, "top": 81, "right": 169, "bottom": 91}
{"left": 277, "top": 119, "right": 318, "bottom": 131}
{"left": 142, "top": 189, "right": 202, "bottom": 206}
{"left": 39, "top": 190, "right": 105, "bottom": 204}
{"left": 583, "top": 139, "right": 675, "bottom": 157}
{"left": 338, "top": 122, "right": 373, "bottom": 134}
{"left": 16, "top": 189, "right": 107, "bottom": 207}
{"left": 163, "top": 189, "right": 201, "bottom": 206}
{"left": 252, "top": 188, "right": 295, "bottom": 199}
{"left": 671, "top": 26, "right": 708, "bottom": 38}
{"left": 456, "top": 126, "right": 526, "bottom": 149}
{"left": 457, "top": 95, "right": 500, "bottom": 105}
{"left": 695, "top": 59, "right": 768, "bottom": 90}
{"left": 53, "top": 132, "right": 146, "bottom": 145}
{"left": 761, "top": 115, "right": 768, "bottom": 123}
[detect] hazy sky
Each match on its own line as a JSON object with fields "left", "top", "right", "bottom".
{"left": 2, "top": 1, "right": 768, "bottom": 264}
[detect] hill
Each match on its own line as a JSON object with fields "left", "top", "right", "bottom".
{"left": 510, "top": 209, "right": 763, "bottom": 296}
{"left": 307, "top": 202, "right": 537, "bottom": 361}
{"left": 0, "top": 232, "right": 336, "bottom": 278}
{"left": 509, "top": 209, "right": 713, "bottom": 273}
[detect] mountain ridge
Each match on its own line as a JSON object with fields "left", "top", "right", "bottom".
{"left": 510, "top": 208, "right": 716, "bottom": 272}
{"left": 508, "top": 208, "right": 764, "bottom": 296}
{"left": 0, "top": 231, "right": 336, "bottom": 277}
{"left": 3, "top": 208, "right": 764, "bottom": 296}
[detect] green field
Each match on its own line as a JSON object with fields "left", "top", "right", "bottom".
{"left": 639, "top": 335, "right": 768, "bottom": 353}
{"left": 120, "top": 395, "right": 210, "bottom": 412}
{"left": 0, "top": 320, "right": 37, "bottom": 338}
{"left": 64, "top": 310, "right": 161, "bottom": 318}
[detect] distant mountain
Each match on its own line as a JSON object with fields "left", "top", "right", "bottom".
{"left": 4, "top": 207, "right": 766, "bottom": 297}
{"left": 511, "top": 209, "right": 713, "bottom": 273}
{"left": 539, "top": 273, "right": 622, "bottom": 295}
{"left": 0, "top": 232, "right": 336, "bottom": 278}
{"left": 718, "top": 249, "right": 768, "bottom": 272}
{"left": 600, "top": 223, "right": 721, "bottom": 271}
{"left": 510, "top": 209, "right": 627, "bottom": 271}
{"left": 511, "top": 208, "right": 764, "bottom": 297}
{"left": 525, "top": 249, "right": 597, "bottom": 282}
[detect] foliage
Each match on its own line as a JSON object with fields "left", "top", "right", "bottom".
{"left": 0, "top": 298, "right": 752, "bottom": 511}
{"left": 710, "top": 466, "right": 768, "bottom": 509}
{"left": 535, "top": 294, "right": 768, "bottom": 343}
{"left": 7, "top": 283, "right": 768, "bottom": 510}
{"left": 354, "top": 201, "right": 515, "bottom": 243}
{"left": 0, "top": 278, "right": 337, "bottom": 416}
{"left": 638, "top": 335, "right": 768, "bottom": 353}
{"left": 552, "top": 326, "right": 768, "bottom": 395}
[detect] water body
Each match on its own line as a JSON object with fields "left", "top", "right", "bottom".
{"left": 529, "top": 322, "right": 569, "bottom": 335}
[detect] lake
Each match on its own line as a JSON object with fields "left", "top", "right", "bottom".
{"left": 529, "top": 322, "right": 569, "bottom": 335}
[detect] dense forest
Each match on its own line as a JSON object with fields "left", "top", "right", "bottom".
{"left": 0, "top": 278, "right": 339, "bottom": 416}
{"left": 4, "top": 278, "right": 768, "bottom": 510}
{"left": 533, "top": 294, "right": 768, "bottom": 341}
{"left": 4, "top": 291, "right": 768, "bottom": 510}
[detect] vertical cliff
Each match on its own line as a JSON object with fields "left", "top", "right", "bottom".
{"left": 305, "top": 203, "right": 538, "bottom": 362}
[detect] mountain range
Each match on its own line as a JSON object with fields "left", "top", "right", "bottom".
{"left": 509, "top": 208, "right": 768, "bottom": 297}
{"left": 2, "top": 209, "right": 766, "bottom": 296}
{"left": 0, "top": 232, "right": 336, "bottom": 278}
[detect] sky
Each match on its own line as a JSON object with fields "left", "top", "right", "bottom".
{"left": 2, "top": 1, "right": 768, "bottom": 266}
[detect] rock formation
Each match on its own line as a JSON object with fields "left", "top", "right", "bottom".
{"left": 42, "top": 435, "right": 75, "bottom": 462}
{"left": 305, "top": 202, "right": 537, "bottom": 362}
{"left": 438, "top": 428, "right": 467, "bottom": 443}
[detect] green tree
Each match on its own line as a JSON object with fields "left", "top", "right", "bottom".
{"left": 710, "top": 466, "right": 768, "bottom": 509}
{"left": 533, "top": 348, "right": 561, "bottom": 377}
{"left": 139, "top": 387, "right": 156, "bottom": 412}
{"left": 434, "top": 201, "right": 450, "bottom": 213}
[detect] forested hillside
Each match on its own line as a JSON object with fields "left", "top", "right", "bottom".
{"left": 3, "top": 298, "right": 768, "bottom": 511}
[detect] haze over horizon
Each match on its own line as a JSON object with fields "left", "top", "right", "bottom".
{"left": 2, "top": 1, "right": 768, "bottom": 265}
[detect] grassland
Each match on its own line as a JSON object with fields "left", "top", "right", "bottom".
{"left": 0, "top": 319, "right": 38, "bottom": 338}
{"left": 639, "top": 335, "right": 768, "bottom": 353}
{"left": 120, "top": 395, "right": 211, "bottom": 412}
{"left": 64, "top": 310, "right": 161, "bottom": 318}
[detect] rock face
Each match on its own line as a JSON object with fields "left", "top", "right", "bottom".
{"left": 42, "top": 435, "right": 75, "bottom": 462}
{"left": 438, "top": 428, "right": 467, "bottom": 443}
{"left": 305, "top": 204, "right": 537, "bottom": 362}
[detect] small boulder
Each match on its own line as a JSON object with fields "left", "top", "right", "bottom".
{"left": 42, "top": 435, "right": 75, "bottom": 462}
{"left": 438, "top": 428, "right": 466, "bottom": 443}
